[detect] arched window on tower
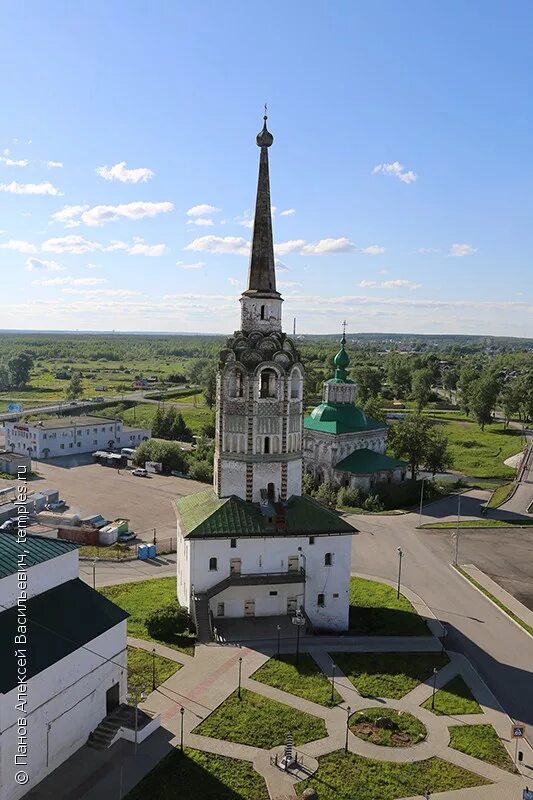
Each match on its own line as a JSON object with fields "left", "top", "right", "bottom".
{"left": 264, "top": 436, "right": 270, "bottom": 454}
{"left": 259, "top": 368, "right": 277, "bottom": 399}
{"left": 228, "top": 369, "right": 244, "bottom": 398}
{"left": 260, "top": 304, "right": 266, "bottom": 320}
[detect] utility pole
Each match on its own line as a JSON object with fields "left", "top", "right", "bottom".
{"left": 418, "top": 477, "right": 425, "bottom": 527}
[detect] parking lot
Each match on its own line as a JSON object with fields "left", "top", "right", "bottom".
{"left": 0, "top": 455, "right": 207, "bottom": 543}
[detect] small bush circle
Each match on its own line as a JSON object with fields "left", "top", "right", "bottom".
{"left": 349, "top": 707, "right": 427, "bottom": 748}
{"left": 145, "top": 601, "right": 192, "bottom": 639}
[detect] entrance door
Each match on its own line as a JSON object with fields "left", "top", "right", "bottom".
{"left": 244, "top": 599, "right": 255, "bottom": 616}
{"left": 288, "top": 555, "right": 299, "bottom": 573}
{"left": 230, "top": 558, "right": 242, "bottom": 574}
{"left": 216, "top": 602, "right": 225, "bottom": 617}
{"left": 106, "top": 683, "right": 120, "bottom": 715}
{"left": 287, "top": 596, "right": 297, "bottom": 614}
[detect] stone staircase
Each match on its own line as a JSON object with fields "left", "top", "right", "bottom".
{"left": 192, "top": 592, "right": 214, "bottom": 643}
{"left": 87, "top": 704, "right": 129, "bottom": 751}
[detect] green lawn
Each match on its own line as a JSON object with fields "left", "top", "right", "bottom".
{"left": 349, "top": 707, "right": 427, "bottom": 747}
{"left": 449, "top": 724, "right": 518, "bottom": 773}
{"left": 438, "top": 420, "right": 519, "bottom": 480}
{"left": 99, "top": 578, "right": 196, "bottom": 655}
{"left": 251, "top": 654, "right": 342, "bottom": 707}
{"left": 296, "top": 751, "right": 488, "bottom": 800}
{"left": 455, "top": 567, "right": 533, "bottom": 637}
{"left": 330, "top": 652, "right": 449, "bottom": 699}
{"left": 125, "top": 747, "right": 269, "bottom": 800}
{"left": 79, "top": 544, "right": 135, "bottom": 559}
{"left": 127, "top": 645, "right": 181, "bottom": 693}
{"left": 421, "top": 518, "right": 533, "bottom": 528}
{"left": 349, "top": 577, "right": 428, "bottom": 636}
{"left": 421, "top": 675, "right": 483, "bottom": 716}
{"left": 193, "top": 688, "right": 327, "bottom": 749}
{"left": 487, "top": 482, "right": 515, "bottom": 508}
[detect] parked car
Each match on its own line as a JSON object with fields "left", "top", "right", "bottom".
{"left": 132, "top": 468, "right": 148, "bottom": 477}
{"left": 117, "top": 531, "right": 136, "bottom": 542}
{"left": 46, "top": 499, "right": 66, "bottom": 511}
{"left": 0, "top": 519, "right": 18, "bottom": 532}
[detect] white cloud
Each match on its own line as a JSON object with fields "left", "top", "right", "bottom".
{"left": 361, "top": 245, "right": 386, "bottom": 255}
{"left": 302, "top": 237, "right": 355, "bottom": 255}
{"left": 50, "top": 204, "right": 90, "bottom": 228}
{"left": 358, "top": 279, "right": 421, "bottom": 290}
{"left": 125, "top": 238, "right": 168, "bottom": 257}
{"left": 418, "top": 247, "right": 441, "bottom": 254}
{"left": 237, "top": 215, "right": 254, "bottom": 229}
{"left": 0, "top": 156, "right": 29, "bottom": 167}
{"left": 86, "top": 263, "right": 103, "bottom": 269}
{"left": 0, "top": 239, "right": 38, "bottom": 254}
{"left": 42, "top": 235, "right": 101, "bottom": 254}
{"left": 32, "top": 276, "right": 107, "bottom": 287}
{"left": 96, "top": 161, "right": 154, "bottom": 183}
{"left": 372, "top": 161, "right": 417, "bottom": 184}
{"left": 186, "top": 204, "right": 221, "bottom": 217}
{"left": 25, "top": 257, "right": 64, "bottom": 272}
{"left": 274, "top": 239, "right": 307, "bottom": 255}
{"left": 227, "top": 277, "right": 240, "bottom": 285}
{"left": 46, "top": 160, "right": 63, "bottom": 169}
{"left": 278, "top": 280, "right": 301, "bottom": 289}
{"left": 61, "top": 287, "right": 139, "bottom": 297}
{"left": 80, "top": 200, "right": 174, "bottom": 226}
{"left": 184, "top": 235, "right": 249, "bottom": 256}
{"left": 450, "top": 243, "right": 477, "bottom": 257}
{"left": 0, "top": 181, "right": 62, "bottom": 196}
{"left": 279, "top": 208, "right": 295, "bottom": 216}
{"left": 186, "top": 217, "right": 214, "bottom": 227}
{"left": 176, "top": 261, "right": 205, "bottom": 269}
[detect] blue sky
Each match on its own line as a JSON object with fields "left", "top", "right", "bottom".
{"left": 1, "top": 1, "right": 532, "bottom": 336}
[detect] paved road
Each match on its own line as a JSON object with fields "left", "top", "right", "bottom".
{"left": 500, "top": 443, "right": 533, "bottom": 515}
{"left": 349, "top": 492, "right": 533, "bottom": 732}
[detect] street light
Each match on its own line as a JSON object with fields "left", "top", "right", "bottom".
{"left": 418, "top": 477, "right": 426, "bottom": 526}
{"left": 431, "top": 667, "right": 438, "bottom": 710}
{"left": 238, "top": 657, "right": 243, "bottom": 700}
{"left": 151, "top": 648, "right": 156, "bottom": 691}
{"left": 396, "top": 547, "right": 403, "bottom": 599}
{"left": 293, "top": 610, "right": 305, "bottom": 666}
{"left": 345, "top": 706, "right": 351, "bottom": 753}
{"left": 276, "top": 624, "right": 281, "bottom": 658}
{"left": 92, "top": 557, "right": 98, "bottom": 589}
{"left": 180, "top": 706, "right": 185, "bottom": 752}
{"left": 127, "top": 688, "right": 146, "bottom": 754}
{"left": 331, "top": 661, "right": 336, "bottom": 704}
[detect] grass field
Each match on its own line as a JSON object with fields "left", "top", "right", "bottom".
{"left": 421, "top": 675, "right": 482, "bottom": 716}
{"left": 349, "top": 707, "right": 427, "bottom": 747}
{"left": 349, "top": 577, "right": 428, "bottom": 636}
{"left": 101, "top": 401, "right": 214, "bottom": 435}
{"left": 125, "top": 747, "right": 269, "bottom": 800}
{"left": 99, "top": 578, "right": 196, "bottom": 655}
{"left": 296, "top": 751, "right": 488, "bottom": 800}
{"left": 193, "top": 688, "right": 327, "bottom": 748}
{"left": 449, "top": 724, "right": 518, "bottom": 773}
{"left": 330, "top": 652, "right": 449, "bottom": 699}
{"left": 435, "top": 420, "right": 520, "bottom": 479}
{"left": 455, "top": 566, "right": 533, "bottom": 637}
{"left": 422, "top": 519, "right": 533, "bottom": 528}
{"left": 251, "top": 654, "right": 342, "bottom": 707}
{"left": 127, "top": 645, "right": 181, "bottom": 693}
{"left": 487, "top": 482, "right": 515, "bottom": 508}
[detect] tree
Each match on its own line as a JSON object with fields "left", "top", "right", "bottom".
{"left": 470, "top": 374, "right": 500, "bottom": 430}
{"left": 134, "top": 439, "right": 188, "bottom": 473}
{"left": 386, "top": 356, "right": 411, "bottom": 399}
{"left": 145, "top": 601, "right": 191, "bottom": 639}
{"left": 152, "top": 405, "right": 166, "bottom": 438}
{"left": 203, "top": 366, "right": 217, "bottom": 409}
{"left": 363, "top": 396, "right": 386, "bottom": 423}
{"left": 442, "top": 367, "right": 459, "bottom": 399}
{"left": 389, "top": 415, "right": 436, "bottom": 479}
{"left": 0, "top": 364, "right": 10, "bottom": 391}
{"left": 7, "top": 353, "right": 33, "bottom": 389}
{"left": 315, "top": 482, "right": 338, "bottom": 507}
{"left": 425, "top": 427, "right": 452, "bottom": 476}
{"left": 411, "top": 368, "right": 433, "bottom": 413}
{"left": 354, "top": 366, "right": 382, "bottom": 404}
{"left": 457, "top": 365, "right": 478, "bottom": 417}
{"left": 65, "top": 371, "right": 83, "bottom": 400}
{"left": 500, "top": 379, "right": 521, "bottom": 427}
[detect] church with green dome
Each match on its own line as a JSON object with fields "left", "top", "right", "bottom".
{"left": 303, "top": 333, "right": 407, "bottom": 490}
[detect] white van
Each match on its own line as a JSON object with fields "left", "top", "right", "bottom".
{"left": 120, "top": 447, "right": 136, "bottom": 459}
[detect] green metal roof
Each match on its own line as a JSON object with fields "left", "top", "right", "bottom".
{"left": 0, "top": 578, "right": 128, "bottom": 693}
{"left": 0, "top": 532, "right": 79, "bottom": 579}
{"left": 335, "top": 448, "right": 407, "bottom": 475}
{"left": 304, "top": 403, "right": 387, "bottom": 435}
{"left": 176, "top": 489, "right": 356, "bottom": 538}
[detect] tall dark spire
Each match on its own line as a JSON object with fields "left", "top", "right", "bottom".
{"left": 244, "top": 113, "right": 279, "bottom": 296}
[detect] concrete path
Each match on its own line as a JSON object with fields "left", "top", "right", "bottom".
{"left": 457, "top": 565, "right": 533, "bottom": 638}
{"left": 500, "top": 443, "right": 533, "bottom": 515}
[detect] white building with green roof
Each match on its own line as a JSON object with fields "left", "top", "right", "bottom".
{"left": 303, "top": 335, "right": 407, "bottom": 492}
{"left": 175, "top": 116, "right": 356, "bottom": 635}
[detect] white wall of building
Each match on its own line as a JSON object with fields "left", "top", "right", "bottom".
{"left": 5, "top": 420, "right": 150, "bottom": 459}
{"left": 0, "top": 622, "right": 127, "bottom": 800}
{"left": 0, "top": 551, "right": 78, "bottom": 610}
{"left": 177, "top": 531, "right": 351, "bottom": 631}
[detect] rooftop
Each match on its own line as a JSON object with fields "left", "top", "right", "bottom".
{"left": 304, "top": 403, "right": 387, "bottom": 435}
{"left": 176, "top": 489, "right": 356, "bottom": 538}
{"left": 0, "top": 578, "right": 128, "bottom": 693}
{"left": 335, "top": 448, "right": 407, "bottom": 475}
{"left": 0, "top": 451, "right": 30, "bottom": 462}
{"left": 11, "top": 416, "right": 120, "bottom": 430}
{"left": 0, "top": 532, "right": 79, "bottom": 579}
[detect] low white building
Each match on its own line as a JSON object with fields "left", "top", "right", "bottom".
{"left": 4, "top": 416, "right": 150, "bottom": 459}
{"left": 0, "top": 532, "right": 128, "bottom": 800}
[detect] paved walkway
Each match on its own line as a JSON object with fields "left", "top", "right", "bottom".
{"left": 458, "top": 564, "right": 533, "bottom": 638}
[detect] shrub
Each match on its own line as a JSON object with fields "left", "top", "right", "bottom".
{"left": 337, "top": 486, "right": 362, "bottom": 508}
{"left": 187, "top": 460, "right": 213, "bottom": 483}
{"left": 145, "top": 601, "right": 191, "bottom": 639}
{"left": 315, "top": 482, "right": 339, "bottom": 507}
{"left": 363, "top": 494, "right": 384, "bottom": 512}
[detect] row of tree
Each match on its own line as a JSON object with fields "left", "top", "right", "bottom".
{"left": 0, "top": 353, "right": 33, "bottom": 390}
{"left": 152, "top": 406, "right": 194, "bottom": 442}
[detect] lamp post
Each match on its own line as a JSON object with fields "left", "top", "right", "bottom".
{"left": 180, "top": 706, "right": 185, "bottom": 752}
{"left": 151, "top": 647, "right": 156, "bottom": 691}
{"left": 396, "top": 547, "right": 403, "bottom": 599}
{"left": 345, "top": 706, "right": 351, "bottom": 753}
{"left": 293, "top": 610, "right": 305, "bottom": 666}
{"left": 431, "top": 667, "right": 438, "bottom": 710}
{"left": 238, "top": 657, "right": 243, "bottom": 700}
{"left": 418, "top": 477, "right": 426, "bottom": 526}
{"left": 127, "top": 688, "right": 146, "bottom": 754}
{"left": 331, "top": 661, "right": 336, "bottom": 705}
{"left": 92, "top": 557, "right": 97, "bottom": 589}
{"left": 276, "top": 624, "right": 281, "bottom": 658}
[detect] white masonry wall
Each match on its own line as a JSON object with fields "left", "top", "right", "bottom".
{"left": 0, "top": 621, "right": 127, "bottom": 800}
{"left": 0, "top": 550, "right": 78, "bottom": 610}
